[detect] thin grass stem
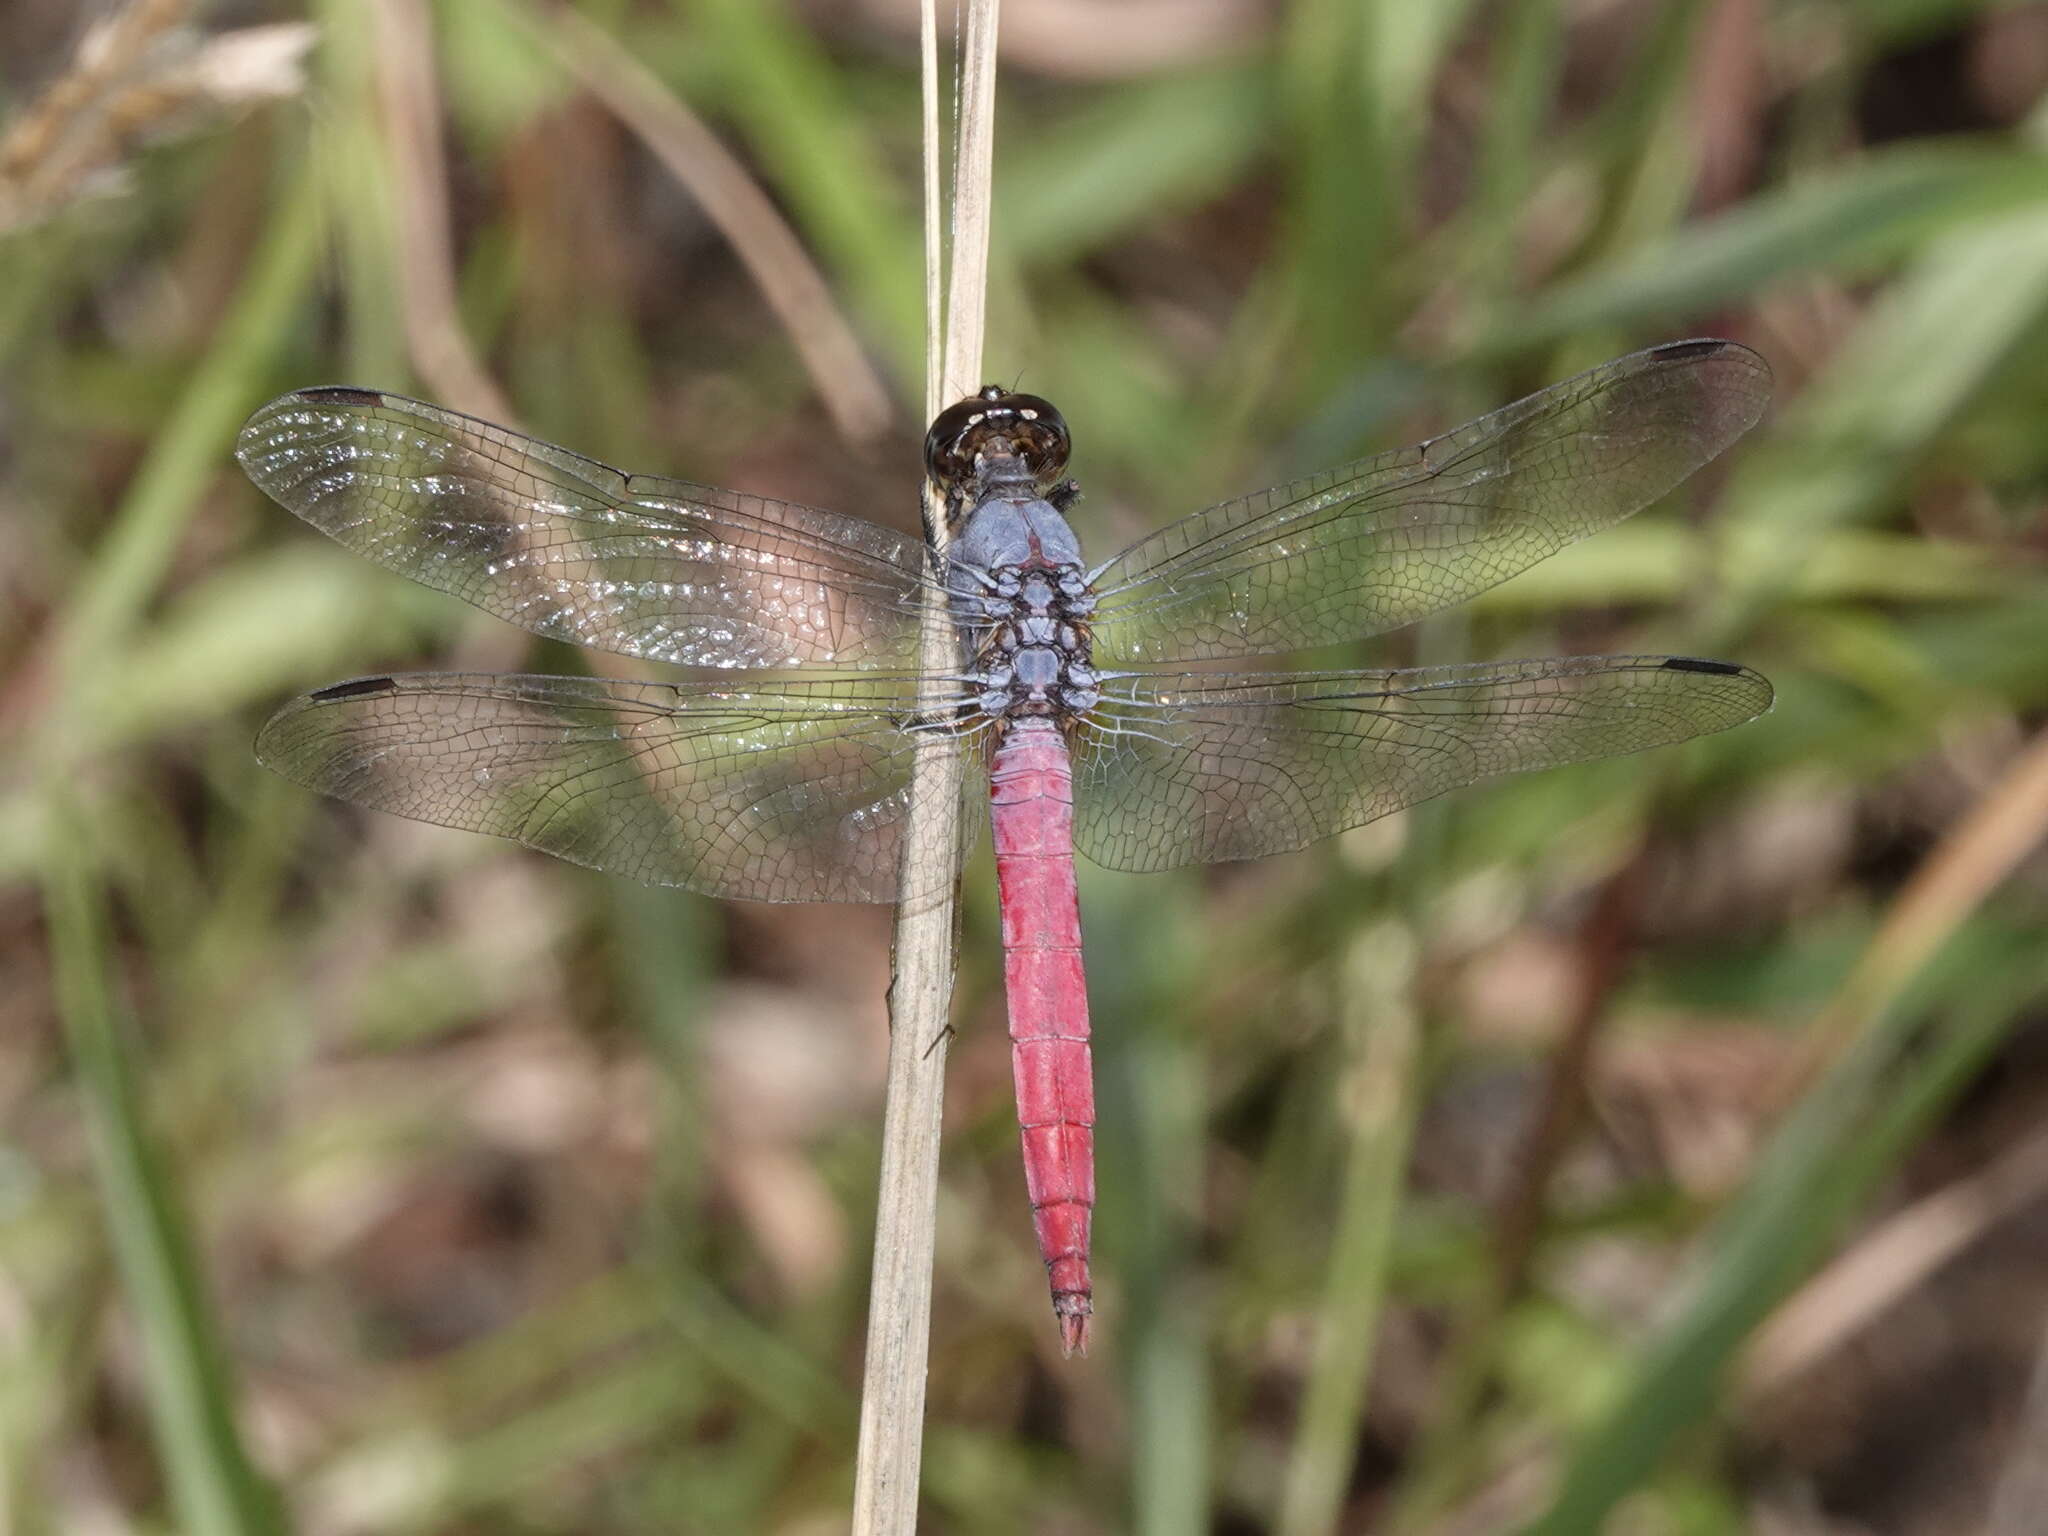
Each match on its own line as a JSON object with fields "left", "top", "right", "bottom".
{"left": 1275, "top": 923, "right": 1422, "bottom": 1536}
{"left": 43, "top": 801, "right": 279, "bottom": 1536}
{"left": 851, "top": 3, "right": 1000, "bottom": 1530}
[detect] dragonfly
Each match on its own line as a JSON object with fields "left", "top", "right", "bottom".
{"left": 239, "top": 338, "right": 1773, "bottom": 1354}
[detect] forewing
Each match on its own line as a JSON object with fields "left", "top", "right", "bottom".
{"left": 1090, "top": 341, "right": 1771, "bottom": 664}
{"left": 256, "top": 673, "right": 986, "bottom": 903}
{"left": 237, "top": 390, "right": 935, "bottom": 668}
{"left": 1069, "top": 656, "right": 1771, "bottom": 871}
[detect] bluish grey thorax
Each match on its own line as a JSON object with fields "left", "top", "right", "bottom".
{"left": 949, "top": 491, "right": 1099, "bottom": 722}
{"left": 948, "top": 492, "right": 1085, "bottom": 582}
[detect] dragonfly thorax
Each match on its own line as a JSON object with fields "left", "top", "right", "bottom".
{"left": 964, "top": 558, "right": 1099, "bottom": 720}
{"left": 947, "top": 473, "right": 1099, "bottom": 723}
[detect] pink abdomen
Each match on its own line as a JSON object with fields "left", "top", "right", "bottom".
{"left": 989, "top": 716, "right": 1094, "bottom": 1354}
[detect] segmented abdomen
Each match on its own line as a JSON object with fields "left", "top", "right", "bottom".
{"left": 988, "top": 716, "right": 1094, "bottom": 1354}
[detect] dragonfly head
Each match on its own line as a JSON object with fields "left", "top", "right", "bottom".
{"left": 925, "top": 386, "right": 1071, "bottom": 494}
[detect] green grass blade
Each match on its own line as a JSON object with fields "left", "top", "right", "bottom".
{"left": 999, "top": 67, "right": 1267, "bottom": 269}
{"left": 1521, "top": 930, "right": 2038, "bottom": 1535}
{"left": 1489, "top": 146, "right": 2048, "bottom": 348}
{"left": 1714, "top": 202, "right": 2048, "bottom": 638}
{"left": 48, "top": 161, "right": 323, "bottom": 714}
{"left": 1084, "top": 866, "right": 1212, "bottom": 1534}
{"left": 43, "top": 803, "right": 281, "bottom": 1536}
{"left": 1275, "top": 924, "right": 1423, "bottom": 1536}
{"left": 683, "top": 0, "right": 923, "bottom": 387}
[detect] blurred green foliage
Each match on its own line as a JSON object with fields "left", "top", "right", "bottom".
{"left": 5, "top": 1, "right": 2048, "bottom": 1532}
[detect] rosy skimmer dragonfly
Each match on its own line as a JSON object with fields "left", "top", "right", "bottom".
{"left": 240, "top": 339, "right": 1773, "bottom": 1352}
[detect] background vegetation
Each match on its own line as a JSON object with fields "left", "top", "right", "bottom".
{"left": 5, "top": 0, "right": 2048, "bottom": 1531}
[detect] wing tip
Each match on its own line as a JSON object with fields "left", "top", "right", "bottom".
{"left": 292, "top": 385, "right": 389, "bottom": 407}
{"left": 1652, "top": 336, "right": 1768, "bottom": 372}
{"left": 1651, "top": 335, "right": 1775, "bottom": 417}
{"left": 254, "top": 676, "right": 399, "bottom": 771}
{"left": 239, "top": 384, "right": 390, "bottom": 429}
{"left": 1657, "top": 655, "right": 1775, "bottom": 723}
{"left": 235, "top": 385, "right": 393, "bottom": 475}
{"left": 309, "top": 675, "right": 400, "bottom": 701}
{"left": 1658, "top": 655, "right": 1743, "bottom": 676}
{"left": 1655, "top": 337, "right": 1740, "bottom": 363}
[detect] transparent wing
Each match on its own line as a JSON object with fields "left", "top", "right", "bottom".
{"left": 1089, "top": 341, "right": 1771, "bottom": 664}
{"left": 256, "top": 672, "right": 986, "bottom": 903}
{"left": 1069, "top": 656, "right": 1771, "bottom": 871}
{"left": 237, "top": 390, "right": 938, "bottom": 669}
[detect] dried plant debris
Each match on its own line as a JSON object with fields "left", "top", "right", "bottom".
{"left": 0, "top": 0, "right": 312, "bottom": 234}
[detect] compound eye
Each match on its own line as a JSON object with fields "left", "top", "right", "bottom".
{"left": 923, "top": 387, "right": 1073, "bottom": 488}
{"left": 923, "top": 393, "right": 996, "bottom": 486}
{"left": 1000, "top": 393, "right": 1070, "bottom": 481}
